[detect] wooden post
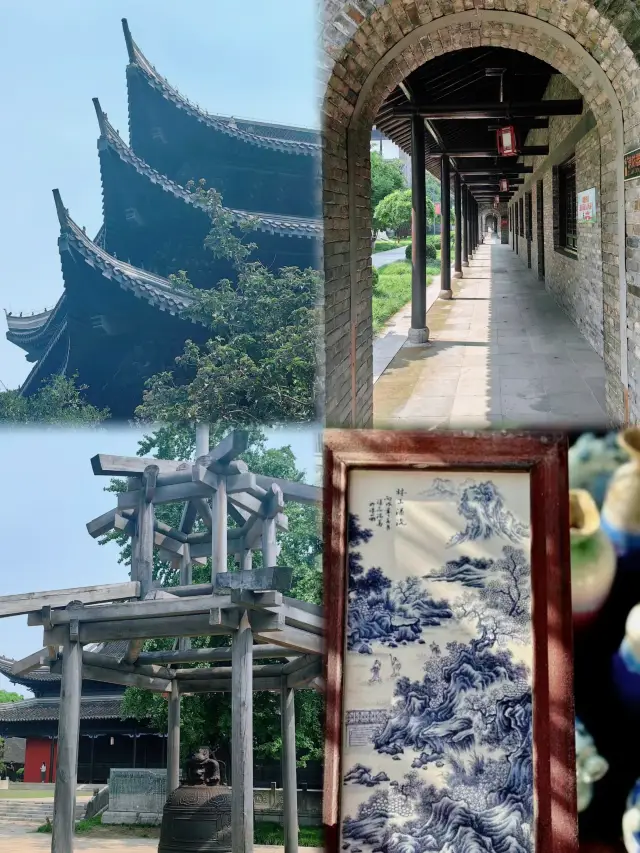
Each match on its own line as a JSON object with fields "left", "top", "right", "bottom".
{"left": 178, "top": 545, "right": 192, "bottom": 652}
{"left": 408, "top": 112, "right": 428, "bottom": 344}
{"left": 262, "top": 516, "right": 277, "bottom": 569}
{"left": 439, "top": 155, "right": 451, "bottom": 299}
{"left": 212, "top": 476, "right": 228, "bottom": 579}
{"left": 281, "top": 681, "right": 298, "bottom": 853}
{"left": 240, "top": 547, "right": 253, "bottom": 571}
{"left": 51, "top": 627, "right": 82, "bottom": 853}
{"left": 167, "top": 680, "right": 181, "bottom": 793}
{"left": 462, "top": 184, "right": 470, "bottom": 267}
{"left": 195, "top": 423, "right": 210, "bottom": 458}
{"left": 137, "top": 466, "right": 158, "bottom": 598}
{"left": 232, "top": 612, "right": 253, "bottom": 853}
{"left": 453, "top": 171, "right": 463, "bottom": 280}
{"left": 127, "top": 477, "right": 140, "bottom": 582}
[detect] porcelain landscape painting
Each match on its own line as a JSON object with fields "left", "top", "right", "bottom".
{"left": 341, "top": 470, "right": 534, "bottom": 853}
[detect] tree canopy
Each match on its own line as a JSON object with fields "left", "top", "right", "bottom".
{"left": 370, "top": 151, "right": 406, "bottom": 213}
{"left": 102, "top": 424, "right": 323, "bottom": 765}
{"left": 0, "top": 374, "right": 108, "bottom": 425}
{"left": 0, "top": 691, "right": 23, "bottom": 703}
{"left": 374, "top": 188, "right": 434, "bottom": 239}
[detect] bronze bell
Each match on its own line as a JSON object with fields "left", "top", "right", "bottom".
{"left": 158, "top": 747, "right": 232, "bottom": 852}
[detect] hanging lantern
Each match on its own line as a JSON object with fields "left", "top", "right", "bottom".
{"left": 494, "top": 195, "right": 500, "bottom": 208}
{"left": 499, "top": 178, "right": 509, "bottom": 193}
{"left": 496, "top": 125, "right": 518, "bottom": 156}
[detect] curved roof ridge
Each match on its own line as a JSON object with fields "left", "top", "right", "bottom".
{"left": 52, "top": 189, "right": 194, "bottom": 306}
{"left": 5, "top": 295, "right": 67, "bottom": 346}
{"left": 92, "top": 101, "right": 321, "bottom": 238}
{"left": 19, "top": 322, "right": 69, "bottom": 397}
{"left": 120, "top": 19, "right": 319, "bottom": 156}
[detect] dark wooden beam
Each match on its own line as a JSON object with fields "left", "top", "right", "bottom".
{"left": 461, "top": 166, "right": 533, "bottom": 174}
{"left": 137, "top": 644, "right": 304, "bottom": 665}
{"left": 391, "top": 100, "right": 582, "bottom": 119}
{"left": 444, "top": 145, "right": 549, "bottom": 158}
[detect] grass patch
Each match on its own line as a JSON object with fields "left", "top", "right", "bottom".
{"left": 373, "top": 238, "right": 411, "bottom": 253}
{"left": 0, "top": 789, "right": 56, "bottom": 798}
{"left": 37, "top": 813, "right": 324, "bottom": 845}
{"left": 372, "top": 259, "right": 440, "bottom": 334}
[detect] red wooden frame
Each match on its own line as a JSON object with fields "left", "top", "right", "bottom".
{"left": 322, "top": 429, "right": 578, "bottom": 853}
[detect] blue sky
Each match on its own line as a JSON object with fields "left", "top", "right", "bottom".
{"left": 0, "top": 0, "right": 319, "bottom": 389}
{"left": 0, "top": 424, "right": 320, "bottom": 696}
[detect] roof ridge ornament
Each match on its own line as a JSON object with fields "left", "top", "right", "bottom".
{"left": 121, "top": 18, "right": 137, "bottom": 65}
{"left": 92, "top": 97, "right": 109, "bottom": 139}
{"left": 52, "top": 189, "right": 69, "bottom": 230}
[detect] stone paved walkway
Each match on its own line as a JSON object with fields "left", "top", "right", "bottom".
{"left": 372, "top": 245, "right": 407, "bottom": 268}
{"left": 374, "top": 234, "right": 610, "bottom": 429}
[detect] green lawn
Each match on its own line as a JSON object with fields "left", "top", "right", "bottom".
{"left": 0, "top": 789, "right": 56, "bottom": 798}
{"left": 37, "top": 813, "right": 324, "bottom": 846}
{"left": 373, "top": 238, "right": 411, "bottom": 253}
{"left": 372, "top": 259, "right": 440, "bottom": 334}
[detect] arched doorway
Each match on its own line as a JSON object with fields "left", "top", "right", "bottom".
{"left": 484, "top": 213, "right": 498, "bottom": 235}
{"left": 321, "top": 4, "right": 640, "bottom": 428}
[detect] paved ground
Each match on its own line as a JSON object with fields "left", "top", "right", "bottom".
{"left": 374, "top": 234, "right": 609, "bottom": 429}
{"left": 372, "top": 245, "right": 407, "bottom": 268}
{"left": 0, "top": 825, "right": 321, "bottom": 852}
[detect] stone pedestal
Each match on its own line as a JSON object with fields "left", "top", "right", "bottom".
{"left": 158, "top": 785, "right": 232, "bottom": 852}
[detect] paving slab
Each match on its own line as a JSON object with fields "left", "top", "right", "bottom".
{"left": 374, "top": 233, "right": 610, "bottom": 430}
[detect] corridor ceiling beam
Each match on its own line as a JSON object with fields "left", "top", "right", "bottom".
{"left": 460, "top": 166, "right": 533, "bottom": 174}
{"left": 390, "top": 100, "right": 582, "bottom": 119}
{"left": 442, "top": 145, "right": 549, "bottom": 157}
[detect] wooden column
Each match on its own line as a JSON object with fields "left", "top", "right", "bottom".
{"left": 281, "top": 681, "right": 298, "bottom": 853}
{"left": 137, "top": 466, "right": 157, "bottom": 598}
{"left": 439, "top": 155, "right": 452, "bottom": 299}
{"left": 51, "top": 627, "right": 82, "bottom": 853}
{"left": 232, "top": 612, "right": 253, "bottom": 853}
{"left": 240, "top": 547, "right": 253, "bottom": 571}
{"left": 262, "top": 516, "right": 277, "bottom": 569}
{"left": 195, "top": 423, "right": 210, "bottom": 457}
{"left": 453, "top": 170, "right": 463, "bottom": 280}
{"left": 462, "top": 185, "right": 470, "bottom": 267}
{"left": 212, "top": 477, "right": 228, "bottom": 580}
{"left": 167, "top": 680, "right": 181, "bottom": 793}
{"left": 408, "top": 112, "right": 428, "bottom": 343}
{"left": 178, "top": 546, "right": 192, "bottom": 652}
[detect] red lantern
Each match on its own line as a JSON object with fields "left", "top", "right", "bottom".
{"left": 496, "top": 125, "right": 518, "bottom": 156}
{"left": 499, "top": 178, "right": 509, "bottom": 193}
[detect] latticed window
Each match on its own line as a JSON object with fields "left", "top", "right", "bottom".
{"left": 558, "top": 156, "right": 577, "bottom": 253}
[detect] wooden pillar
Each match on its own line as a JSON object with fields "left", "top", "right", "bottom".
{"left": 51, "top": 627, "right": 82, "bottom": 853}
{"left": 167, "top": 680, "right": 181, "bottom": 793}
{"left": 127, "top": 477, "right": 140, "bottom": 582}
{"left": 240, "top": 547, "right": 253, "bottom": 571}
{"left": 281, "top": 682, "right": 298, "bottom": 853}
{"left": 262, "top": 516, "right": 277, "bottom": 569}
{"left": 462, "top": 185, "right": 470, "bottom": 267}
{"left": 132, "top": 732, "right": 137, "bottom": 769}
{"left": 439, "top": 155, "right": 451, "bottom": 299}
{"left": 195, "top": 423, "right": 210, "bottom": 457}
{"left": 232, "top": 612, "right": 253, "bottom": 853}
{"left": 453, "top": 170, "right": 463, "bottom": 280}
{"left": 178, "top": 546, "right": 192, "bottom": 652}
{"left": 89, "top": 737, "right": 95, "bottom": 784}
{"left": 137, "top": 466, "right": 157, "bottom": 598}
{"left": 212, "top": 477, "right": 228, "bottom": 580}
{"left": 408, "top": 112, "right": 428, "bottom": 343}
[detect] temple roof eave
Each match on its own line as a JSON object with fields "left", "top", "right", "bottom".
{"left": 121, "top": 19, "right": 320, "bottom": 157}
{"left": 94, "top": 101, "right": 322, "bottom": 240}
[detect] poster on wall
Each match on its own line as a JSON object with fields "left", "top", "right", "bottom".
{"left": 625, "top": 147, "right": 640, "bottom": 181}
{"left": 434, "top": 202, "right": 441, "bottom": 216}
{"left": 323, "top": 431, "right": 578, "bottom": 853}
{"left": 577, "top": 187, "right": 597, "bottom": 223}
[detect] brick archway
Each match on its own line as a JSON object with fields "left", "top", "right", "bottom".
{"left": 321, "top": 3, "right": 640, "bottom": 427}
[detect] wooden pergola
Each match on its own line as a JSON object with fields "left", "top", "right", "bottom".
{"left": 0, "top": 427, "right": 323, "bottom": 853}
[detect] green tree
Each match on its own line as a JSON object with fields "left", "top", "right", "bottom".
{"left": 374, "top": 188, "right": 434, "bottom": 239}
{"left": 0, "top": 375, "right": 108, "bottom": 425}
{"left": 0, "top": 691, "right": 23, "bottom": 703}
{"left": 102, "top": 424, "right": 323, "bottom": 764}
{"left": 371, "top": 151, "right": 406, "bottom": 214}
{"left": 137, "top": 183, "right": 321, "bottom": 426}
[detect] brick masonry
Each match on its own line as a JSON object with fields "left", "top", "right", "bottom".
{"left": 320, "top": 0, "right": 640, "bottom": 427}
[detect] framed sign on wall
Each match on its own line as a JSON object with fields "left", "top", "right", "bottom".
{"left": 323, "top": 431, "right": 578, "bottom": 853}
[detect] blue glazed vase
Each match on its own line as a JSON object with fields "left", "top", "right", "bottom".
{"left": 623, "top": 777, "right": 640, "bottom": 852}
{"left": 569, "top": 431, "right": 629, "bottom": 509}
{"left": 575, "top": 716, "right": 608, "bottom": 813}
{"left": 569, "top": 489, "right": 616, "bottom": 628}
{"left": 601, "top": 428, "right": 640, "bottom": 557}
{"left": 612, "top": 604, "right": 640, "bottom": 710}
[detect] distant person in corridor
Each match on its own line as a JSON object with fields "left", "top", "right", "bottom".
{"left": 40, "top": 762, "right": 46, "bottom": 783}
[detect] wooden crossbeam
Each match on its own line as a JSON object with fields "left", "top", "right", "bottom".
{"left": 91, "top": 454, "right": 188, "bottom": 477}
{"left": 174, "top": 663, "right": 285, "bottom": 680}
{"left": 50, "top": 659, "right": 171, "bottom": 693}
{"left": 252, "top": 625, "right": 322, "bottom": 656}
{"left": 81, "top": 651, "right": 172, "bottom": 680}
{"left": 43, "top": 609, "right": 284, "bottom": 647}
{"left": 117, "top": 481, "right": 213, "bottom": 510}
{"left": 11, "top": 647, "right": 57, "bottom": 676}
{"left": 197, "top": 430, "right": 248, "bottom": 468}
{"left": 177, "top": 676, "right": 282, "bottom": 694}
{"left": 0, "top": 582, "right": 140, "bottom": 619}
{"left": 137, "top": 644, "right": 303, "bottom": 665}
{"left": 286, "top": 658, "right": 323, "bottom": 688}
{"left": 253, "top": 476, "right": 320, "bottom": 505}
{"left": 215, "top": 569, "right": 293, "bottom": 592}
{"left": 27, "top": 593, "right": 233, "bottom": 626}
{"left": 281, "top": 600, "right": 324, "bottom": 636}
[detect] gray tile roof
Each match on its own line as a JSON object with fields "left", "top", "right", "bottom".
{"left": 0, "top": 695, "right": 125, "bottom": 723}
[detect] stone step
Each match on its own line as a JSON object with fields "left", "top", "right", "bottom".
{"left": 0, "top": 801, "right": 84, "bottom": 824}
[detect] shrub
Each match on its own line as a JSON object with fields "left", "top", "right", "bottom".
{"left": 404, "top": 242, "right": 437, "bottom": 261}
{"left": 372, "top": 266, "right": 380, "bottom": 289}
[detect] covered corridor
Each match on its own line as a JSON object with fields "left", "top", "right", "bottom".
{"left": 374, "top": 233, "right": 608, "bottom": 429}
